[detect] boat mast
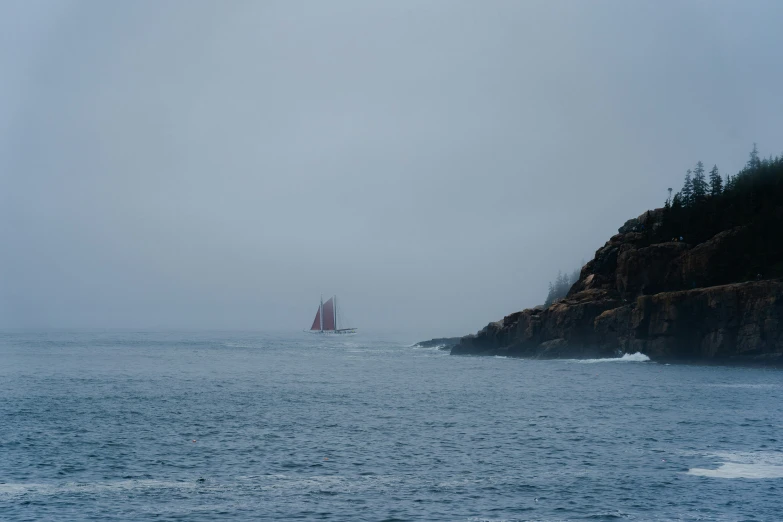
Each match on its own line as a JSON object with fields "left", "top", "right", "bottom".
{"left": 319, "top": 295, "right": 323, "bottom": 332}
{"left": 334, "top": 295, "right": 338, "bottom": 331}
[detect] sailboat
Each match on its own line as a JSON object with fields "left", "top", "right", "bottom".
{"left": 309, "top": 295, "right": 357, "bottom": 334}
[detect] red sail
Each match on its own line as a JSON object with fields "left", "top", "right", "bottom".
{"left": 310, "top": 307, "right": 321, "bottom": 330}
{"left": 322, "top": 298, "right": 335, "bottom": 330}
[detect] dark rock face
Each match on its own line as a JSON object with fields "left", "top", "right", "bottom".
{"left": 616, "top": 242, "right": 690, "bottom": 297}
{"left": 673, "top": 226, "right": 752, "bottom": 290}
{"left": 594, "top": 281, "right": 783, "bottom": 361}
{"left": 452, "top": 209, "right": 783, "bottom": 363}
{"left": 451, "top": 290, "right": 621, "bottom": 359}
{"left": 627, "top": 282, "right": 783, "bottom": 360}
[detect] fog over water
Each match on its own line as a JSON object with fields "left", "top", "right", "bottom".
{"left": 2, "top": 1, "right": 783, "bottom": 335}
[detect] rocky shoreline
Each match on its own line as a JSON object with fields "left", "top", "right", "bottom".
{"left": 445, "top": 209, "right": 783, "bottom": 364}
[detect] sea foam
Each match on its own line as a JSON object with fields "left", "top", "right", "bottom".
{"left": 574, "top": 352, "right": 651, "bottom": 363}
{"left": 687, "top": 452, "right": 783, "bottom": 479}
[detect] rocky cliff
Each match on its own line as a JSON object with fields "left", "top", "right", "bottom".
{"left": 452, "top": 209, "right": 783, "bottom": 363}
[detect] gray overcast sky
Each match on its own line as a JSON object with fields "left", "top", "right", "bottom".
{"left": 1, "top": 0, "right": 782, "bottom": 337}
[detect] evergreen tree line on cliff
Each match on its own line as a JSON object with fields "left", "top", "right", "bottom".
{"left": 541, "top": 144, "right": 782, "bottom": 308}
{"left": 653, "top": 143, "right": 783, "bottom": 279}
{"left": 667, "top": 144, "right": 773, "bottom": 209}
{"left": 544, "top": 267, "right": 581, "bottom": 307}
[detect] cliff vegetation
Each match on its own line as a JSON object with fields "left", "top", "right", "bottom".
{"left": 453, "top": 146, "right": 783, "bottom": 363}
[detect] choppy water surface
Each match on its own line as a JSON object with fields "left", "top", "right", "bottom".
{"left": 1, "top": 331, "right": 782, "bottom": 521}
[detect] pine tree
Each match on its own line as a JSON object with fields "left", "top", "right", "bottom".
{"left": 747, "top": 143, "right": 761, "bottom": 170}
{"left": 545, "top": 282, "right": 556, "bottom": 307}
{"left": 555, "top": 271, "right": 568, "bottom": 297}
{"left": 545, "top": 264, "right": 586, "bottom": 306}
{"left": 672, "top": 192, "right": 683, "bottom": 210}
{"left": 725, "top": 174, "right": 736, "bottom": 192}
{"left": 692, "top": 161, "right": 707, "bottom": 201}
{"left": 681, "top": 170, "right": 694, "bottom": 206}
{"left": 709, "top": 164, "right": 722, "bottom": 196}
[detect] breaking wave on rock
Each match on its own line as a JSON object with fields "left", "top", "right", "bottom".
{"left": 573, "top": 352, "right": 651, "bottom": 363}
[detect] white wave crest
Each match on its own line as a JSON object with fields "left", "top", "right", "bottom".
{"left": 0, "top": 480, "right": 198, "bottom": 498}
{"left": 575, "top": 352, "right": 651, "bottom": 363}
{"left": 705, "top": 383, "right": 781, "bottom": 389}
{"left": 411, "top": 344, "right": 446, "bottom": 350}
{"left": 687, "top": 452, "right": 783, "bottom": 479}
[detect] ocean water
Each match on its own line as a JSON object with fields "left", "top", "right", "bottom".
{"left": 1, "top": 331, "right": 782, "bottom": 521}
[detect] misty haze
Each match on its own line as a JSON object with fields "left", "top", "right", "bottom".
{"left": 2, "top": 1, "right": 783, "bottom": 521}
{"left": 3, "top": 1, "right": 780, "bottom": 336}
